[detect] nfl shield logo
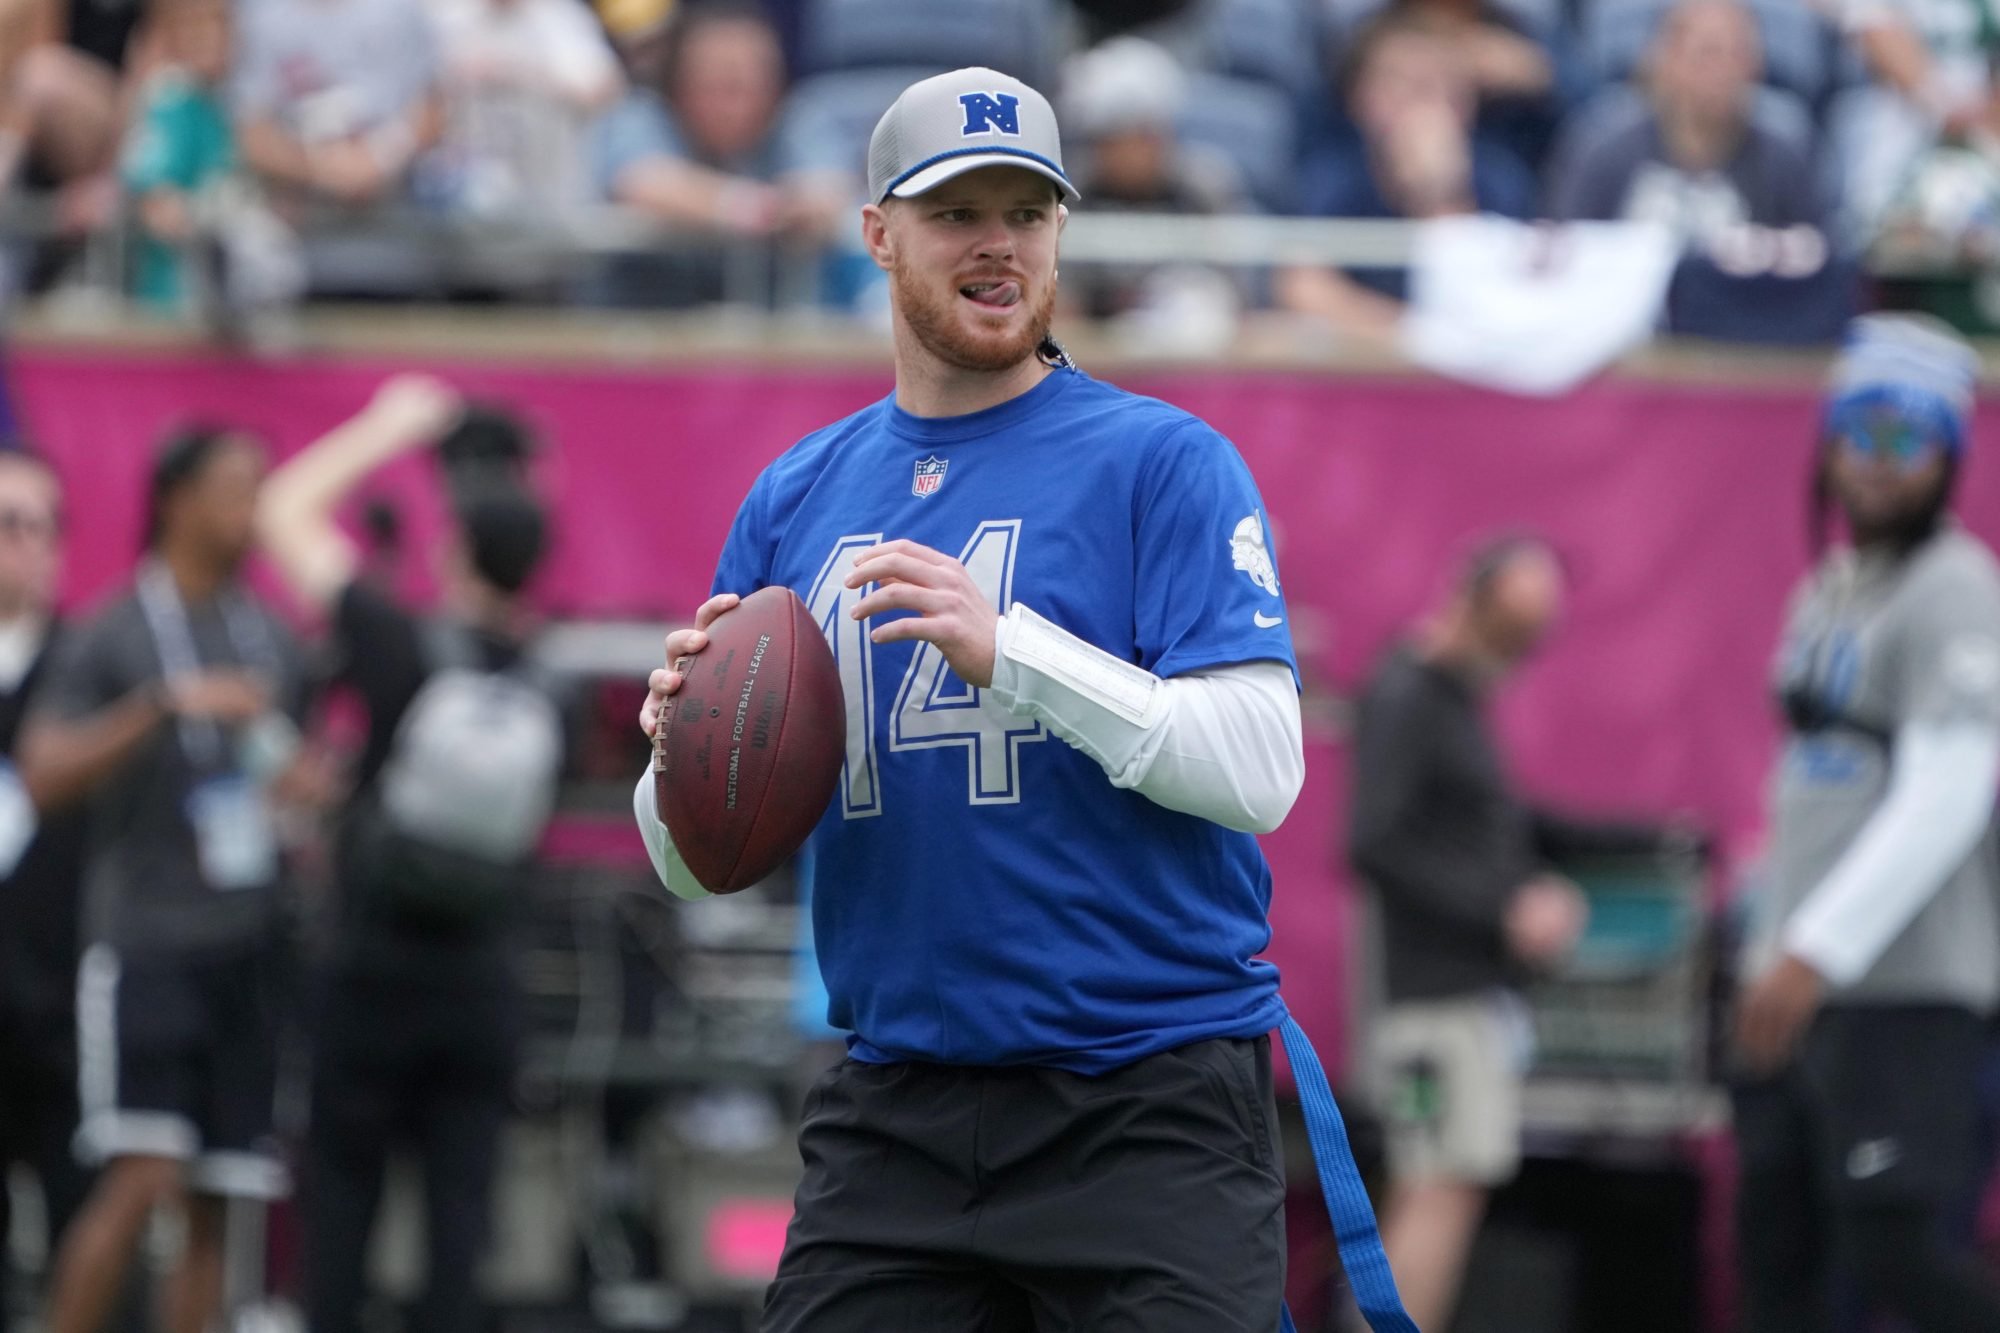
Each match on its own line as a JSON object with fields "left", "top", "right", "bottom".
{"left": 912, "top": 455, "right": 948, "bottom": 498}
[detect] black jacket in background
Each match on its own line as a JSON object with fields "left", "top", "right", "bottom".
{"left": 1348, "top": 643, "right": 1653, "bottom": 1003}
{"left": 0, "top": 622, "right": 88, "bottom": 1020}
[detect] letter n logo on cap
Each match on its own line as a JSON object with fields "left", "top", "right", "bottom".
{"left": 959, "top": 92, "right": 1021, "bottom": 137}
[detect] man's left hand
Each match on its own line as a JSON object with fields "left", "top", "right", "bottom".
{"left": 1734, "top": 953, "right": 1827, "bottom": 1075}
{"left": 846, "top": 540, "right": 998, "bottom": 687}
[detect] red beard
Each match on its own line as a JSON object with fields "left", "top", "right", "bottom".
{"left": 892, "top": 262, "right": 1057, "bottom": 374}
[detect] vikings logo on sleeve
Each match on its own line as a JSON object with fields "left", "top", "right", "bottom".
{"left": 1230, "top": 513, "right": 1280, "bottom": 596}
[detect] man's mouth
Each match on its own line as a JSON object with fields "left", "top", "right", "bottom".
{"left": 960, "top": 281, "right": 1022, "bottom": 309}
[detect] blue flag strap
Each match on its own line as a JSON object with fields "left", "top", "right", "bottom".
{"left": 1276, "top": 1010, "right": 1421, "bottom": 1333}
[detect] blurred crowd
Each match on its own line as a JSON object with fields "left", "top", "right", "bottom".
{"left": 5, "top": 0, "right": 2000, "bottom": 343}
{"left": 0, "top": 376, "right": 575, "bottom": 1333}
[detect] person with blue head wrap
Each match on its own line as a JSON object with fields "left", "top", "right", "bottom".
{"left": 1734, "top": 313, "right": 2000, "bottom": 1332}
{"left": 1821, "top": 313, "right": 1979, "bottom": 499}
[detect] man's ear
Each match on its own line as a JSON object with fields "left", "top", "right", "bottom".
{"left": 861, "top": 202, "right": 894, "bottom": 273}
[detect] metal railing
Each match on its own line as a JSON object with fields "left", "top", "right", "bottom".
{"left": 0, "top": 199, "right": 1424, "bottom": 315}
{"left": 0, "top": 197, "right": 1933, "bottom": 337}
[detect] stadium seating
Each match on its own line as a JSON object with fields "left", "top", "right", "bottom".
{"left": 793, "top": 0, "right": 1066, "bottom": 87}
{"left": 1176, "top": 72, "right": 1302, "bottom": 214}
{"left": 1322, "top": 0, "right": 1569, "bottom": 43}
{"left": 1582, "top": 0, "right": 1844, "bottom": 110}
{"left": 1186, "top": 0, "right": 1328, "bottom": 103}
{"left": 776, "top": 65, "right": 946, "bottom": 187}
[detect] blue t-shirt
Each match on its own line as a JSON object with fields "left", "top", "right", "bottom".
{"left": 711, "top": 368, "right": 1296, "bottom": 1073}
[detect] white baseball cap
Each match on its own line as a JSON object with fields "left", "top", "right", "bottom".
{"left": 1064, "top": 38, "right": 1186, "bottom": 139}
{"left": 867, "top": 66, "right": 1080, "bottom": 204}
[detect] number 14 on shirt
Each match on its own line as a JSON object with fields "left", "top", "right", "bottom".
{"left": 804, "top": 522, "right": 1046, "bottom": 818}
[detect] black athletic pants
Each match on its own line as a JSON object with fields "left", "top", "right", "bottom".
{"left": 763, "top": 1036, "right": 1287, "bottom": 1333}
{"left": 1734, "top": 1004, "right": 2000, "bottom": 1333}
{"left": 303, "top": 943, "right": 520, "bottom": 1333}
{"left": 0, "top": 998, "right": 89, "bottom": 1320}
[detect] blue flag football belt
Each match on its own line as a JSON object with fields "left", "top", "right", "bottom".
{"left": 1276, "top": 1009, "right": 1420, "bottom": 1333}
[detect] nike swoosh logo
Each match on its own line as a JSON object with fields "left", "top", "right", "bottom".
{"left": 1253, "top": 611, "right": 1284, "bottom": 629}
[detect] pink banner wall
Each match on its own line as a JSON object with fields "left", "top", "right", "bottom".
{"left": 21, "top": 347, "right": 2000, "bottom": 1083}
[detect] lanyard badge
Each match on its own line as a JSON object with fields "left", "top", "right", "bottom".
{"left": 185, "top": 774, "right": 277, "bottom": 891}
{"left": 135, "top": 562, "right": 284, "bottom": 891}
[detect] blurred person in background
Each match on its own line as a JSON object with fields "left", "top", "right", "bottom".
{"left": 231, "top": 0, "right": 442, "bottom": 215}
{"left": 1545, "top": 0, "right": 1848, "bottom": 344}
{"left": 1058, "top": 35, "right": 1244, "bottom": 343}
{"left": 587, "top": 0, "right": 847, "bottom": 306}
{"left": 0, "top": 447, "right": 93, "bottom": 1323}
{"left": 257, "top": 377, "right": 560, "bottom": 1333}
{"left": 1063, "top": 36, "right": 1240, "bottom": 230}
{"left": 426, "top": 0, "right": 623, "bottom": 219}
{"left": 1277, "top": 12, "right": 1535, "bottom": 338}
{"left": 1547, "top": 0, "right": 1826, "bottom": 253}
{"left": 1397, "top": 0, "right": 1554, "bottom": 101}
{"left": 123, "top": 0, "right": 305, "bottom": 323}
{"left": 0, "top": 0, "right": 147, "bottom": 238}
{"left": 1347, "top": 536, "right": 1602, "bottom": 1333}
{"left": 1734, "top": 313, "right": 2000, "bottom": 1333}
{"left": 121, "top": 0, "right": 236, "bottom": 313}
{"left": 1333, "top": 0, "right": 1574, "bottom": 169}
{"left": 24, "top": 428, "right": 311, "bottom": 1333}
{"left": 593, "top": 1, "right": 839, "bottom": 244}
{"left": 1825, "top": 0, "right": 2000, "bottom": 249}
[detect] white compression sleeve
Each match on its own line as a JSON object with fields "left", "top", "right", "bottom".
{"left": 1782, "top": 718, "right": 2000, "bottom": 986}
{"left": 632, "top": 765, "right": 712, "bottom": 902}
{"left": 986, "top": 604, "right": 1304, "bottom": 834}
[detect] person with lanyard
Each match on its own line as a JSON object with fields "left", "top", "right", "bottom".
{"left": 253, "top": 375, "right": 558, "bottom": 1333}
{"left": 1734, "top": 312, "right": 2000, "bottom": 1333}
{"left": 21, "top": 427, "right": 310, "bottom": 1333}
{"left": 633, "top": 67, "right": 1414, "bottom": 1333}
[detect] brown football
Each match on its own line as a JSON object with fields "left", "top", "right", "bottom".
{"left": 652, "top": 586, "right": 846, "bottom": 894}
